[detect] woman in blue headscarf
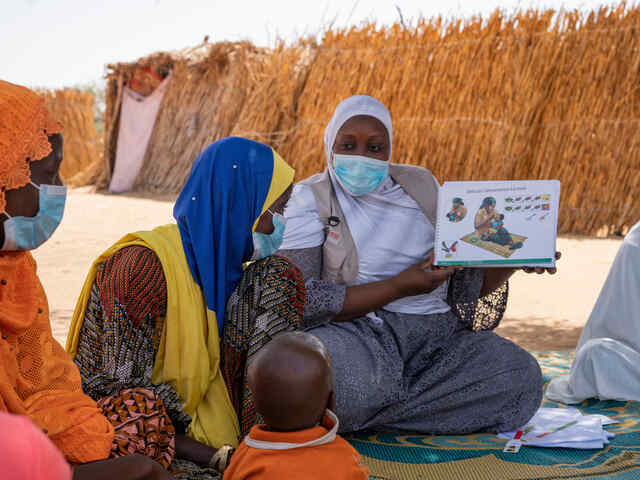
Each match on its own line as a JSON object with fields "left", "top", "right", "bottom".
{"left": 66, "top": 137, "right": 304, "bottom": 476}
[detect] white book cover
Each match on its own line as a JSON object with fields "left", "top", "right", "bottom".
{"left": 434, "top": 180, "right": 561, "bottom": 267}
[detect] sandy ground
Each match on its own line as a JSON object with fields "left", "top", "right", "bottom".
{"left": 35, "top": 189, "right": 624, "bottom": 351}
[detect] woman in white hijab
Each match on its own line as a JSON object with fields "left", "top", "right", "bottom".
{"left": 277, "top": 95, "right": 559, "bottom": 434}
{"left": 547, "top": 221, "right": 640, "bottom": 403}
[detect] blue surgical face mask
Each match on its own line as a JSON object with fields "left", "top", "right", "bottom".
{"left": 332, "top": 153, "right": 389, "bottom": 196}
{"left": 251, "top": 210, "right": 287, "bottom": 261}
{"left": 1, "top": 182, "right": 67, "bottom": 251}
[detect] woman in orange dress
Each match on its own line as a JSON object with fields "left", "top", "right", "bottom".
{"left": 0, "top": 79, "right": 172, "bottom": 479}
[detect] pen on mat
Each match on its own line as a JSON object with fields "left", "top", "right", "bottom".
{"left": 536, "top": 420, "right": 579, "bottom": 438}
{"left": 513, "top": 426, "right": 533, "bottom": 442}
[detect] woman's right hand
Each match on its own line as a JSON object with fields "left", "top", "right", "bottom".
{"left": 391, "top": 251, "right": 457, "bottom": 297}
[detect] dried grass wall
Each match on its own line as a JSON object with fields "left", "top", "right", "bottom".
{"left": 277, "top": 6, "right": 639, "bottom": 236}
{"left": 230, "top": 42, "right": 316, "bottom": 152}
{"left": 136, "top": 43, "right": 266, "bottom": 192}
{"left": 105, "top": 5, "right": 639, "bottom": 235}
{"left": 40, "top": 89, "right": 100, "bottom": 186}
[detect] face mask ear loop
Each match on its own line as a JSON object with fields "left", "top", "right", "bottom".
{"left": 29, "top": 181, "right": 41, "bottom": 190}
{"left": 3, "top": 211, "right": 11, "bottom": 219}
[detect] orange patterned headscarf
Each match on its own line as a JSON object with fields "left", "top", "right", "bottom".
{"left": 0, "top": 80, "right": 62, "bottom": 214}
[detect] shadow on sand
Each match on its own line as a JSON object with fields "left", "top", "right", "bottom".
{"left": 495, "top": 316, "right": 584, "bottom": 351}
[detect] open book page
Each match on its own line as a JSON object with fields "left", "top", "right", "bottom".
{"left": 434, "top": 180, "right": 560, "bottom": 267}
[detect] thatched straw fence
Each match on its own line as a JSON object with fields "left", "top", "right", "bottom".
{"left": 39, "top": 89, "right": 101, "bottom": 187}
{"left": 101, "top": 41, "right": 313, "bottom": 192}
{"left": 102, "top": 5, "right": 639, "bottom": 236}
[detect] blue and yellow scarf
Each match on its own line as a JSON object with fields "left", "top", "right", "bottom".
{"left": 67, "top": 137, "right": 294, "bottom": 448}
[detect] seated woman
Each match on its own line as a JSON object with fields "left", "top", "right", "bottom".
{"left": 277, "top": 95, "right": 558, "bottom": 434}
{"left": 547, "top": 221, "right": 640, "bottom": 403}
{"left": 0, "top": 80, "right": 171, "bottom": 480}
{"left": 66, "top": 137, "right": 303, "bottom": 476}
{"left": 474, "top": 197, "right": 522, "bottom": 250}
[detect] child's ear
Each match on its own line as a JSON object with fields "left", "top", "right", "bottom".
{"left": 327, "top": 391, "right": 336, "bottom": 411}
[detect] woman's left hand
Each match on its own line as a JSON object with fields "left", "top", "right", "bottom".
{"left": 522, "top": 251, "right": 561, "bottom": 275}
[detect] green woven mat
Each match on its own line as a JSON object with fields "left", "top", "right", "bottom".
{"left": 347, "top": 351, "right": 640, "bottom": 480}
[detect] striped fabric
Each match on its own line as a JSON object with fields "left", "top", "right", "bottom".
{"left": 96, "top": 246, "right": 167, "bottom": 328}
{"left": 222, "top": 255, "right": 307, "bottom": 436}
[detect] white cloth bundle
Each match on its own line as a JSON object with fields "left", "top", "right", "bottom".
{"left": 546, "top": 221, "right": 640, "bottom": 403}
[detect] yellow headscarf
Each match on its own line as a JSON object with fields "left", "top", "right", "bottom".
{"left": 253, "top": 150, "right": 292, "bottom": 230}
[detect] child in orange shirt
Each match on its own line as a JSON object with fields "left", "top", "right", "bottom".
{"left": 224, "top": 331, "right": 369, "bottom": 479}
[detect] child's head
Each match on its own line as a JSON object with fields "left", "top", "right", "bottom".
{"left": 248, "top": 331, "right": 334, "bottom": 432}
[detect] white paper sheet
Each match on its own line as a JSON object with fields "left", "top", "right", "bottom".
{"left": 498, "top": 408, "right": 617, "bottom": 449}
